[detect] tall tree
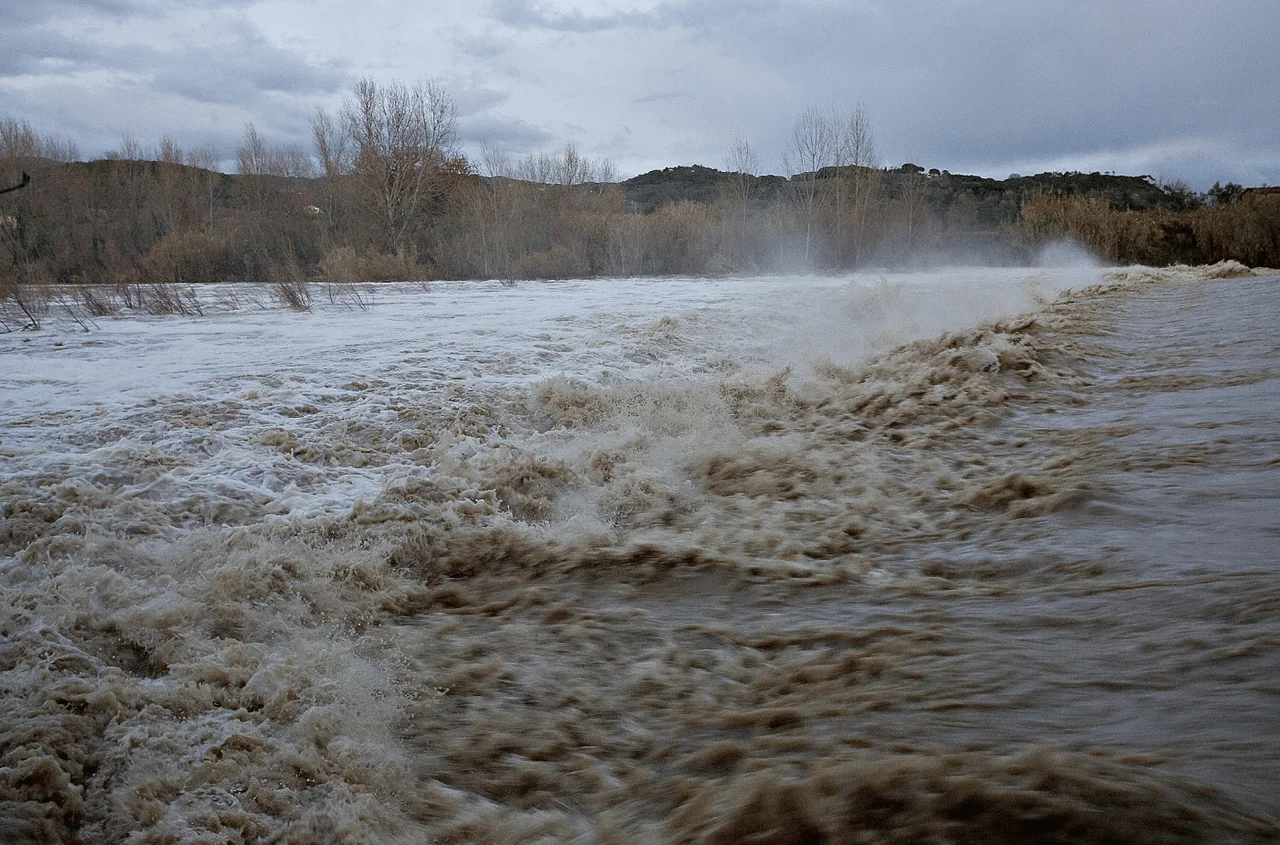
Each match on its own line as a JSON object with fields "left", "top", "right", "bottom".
{"left": 784, "top": 106, "right": 837, "bottom": 267}
{"left": 724, "top": 133, "right": 760, "bottom": 270}
{"left": 835, "top": 104, "right": 879, "bottom": 266}
{"left": 337, "top": 77, "right": 459, "bottom": 253}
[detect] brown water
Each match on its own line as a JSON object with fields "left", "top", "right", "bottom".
{"left": 1, "top": 265, "right": 1277, "bottom": 843}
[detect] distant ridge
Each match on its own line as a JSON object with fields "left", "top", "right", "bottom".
{"left": 620, "top": 164, "right": 1174, "bottom": 218}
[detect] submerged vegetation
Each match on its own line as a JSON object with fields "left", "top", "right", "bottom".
{"left": 2, "top": 83, "right": 1279, "bottom": 321}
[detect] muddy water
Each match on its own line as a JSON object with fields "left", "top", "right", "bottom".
{"left": 972, "top": 272, "right": 1280, "bottom": 808}
{"left": 1, "top": 266, "right": 1278, "bottom": 843}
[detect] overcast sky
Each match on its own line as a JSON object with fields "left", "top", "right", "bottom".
{"left": 3, "top": 0, "right": 1277, "bottom": 188}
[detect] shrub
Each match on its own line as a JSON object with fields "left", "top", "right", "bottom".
{"left": 266, "top": 252, "right": 312, "bottom": 311}
{"left": 141, "top": 226, "right": 241, "bottom": 283}
{"left": 317, "top": 245, "right": 424, "bottom": 282}
{"left": 515, "top": 244, "right": 581, "bottom": 280}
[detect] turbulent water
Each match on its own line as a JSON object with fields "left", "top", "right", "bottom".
{"left": 1, "top": 264, "right": 1277, "bottom": 844}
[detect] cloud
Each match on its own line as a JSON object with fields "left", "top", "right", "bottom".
{"left": 0, "top": 0, "right": 348, "bottom": 159}
{"left": 7, "top": 0, "right": 259, "bottom": 27}
{"left": 2, "top": 0, "right": 1277, "bottom": 189}
{"left": 0, "top": 28, "right": 122, "bottom": 76}
{"left": 153, "top": 42, "right": 346, "bottom": 106}
{"left": 459, "top": 113, "right": 556, "bottom": 154}
{"left": 631, "top": 91, "right": 692, "bottom": 105}
{"left": 487, "top": 0, "right": 776, "bottom": 33}
{"left": 489, "top": 0, "right": 653, "bottom": 32}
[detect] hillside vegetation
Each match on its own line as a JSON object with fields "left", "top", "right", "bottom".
{"left": 3, "top": 97, "right": 1278, "bottom": 326}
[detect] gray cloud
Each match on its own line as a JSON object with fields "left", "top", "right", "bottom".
{"left": 0, "top": 28, "right": 120, "bottom": 76}
{"left": 488, "top": 0, "right": 655, "bottom": 32}
{"left": 7, "top": 0, "right": 259, "bottom": 27}
{"left": 632, "top": 92, "right": 692, "bottom": 106}
{"left": 154, "top": 43, "right": 346, "bottom": 106}
{"left": 451, "top": 86, "right": 513, "bottom": 118}
{"left": 0, "top": 30, "right": 340, "bottom": 106}
{"left": 2, "top": 0, "right": 1276, "bottom": 189}
{"left": 488, "top": 0, "right": 778, "bottom": 33}
{"left": 4, "top": 0, "right": 133, "bottom": 26}
{"left": 0, "top": 0, "right": 348, "bottom": 160}
{"left": 581, "top": 0, "right": 1280, "bottom": 185}
{"left": 459, "top": 113, "right": 556, "bottom": 154}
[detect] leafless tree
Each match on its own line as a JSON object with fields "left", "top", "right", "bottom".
{"left": 158, "top": 135, "right": 184, "bottom": 166}
{"left": 898, "top": 166, "right": 928, "bottom": 254}
{"left": 311, "top": 108, "right": 349, "bottom": 179}
{"left": 112, "top": 132, "right": 149, "bottom": 162}
{"left": 337, "top": 77, "right": 459, "bottom": 253}
{"left": 186, "top": 143, "right": 219, "bottom": 228}
{"left": 835, "top": 104, "right": 879, "bottom": 265}
{"left": 723, "top": 133, "right": 760, "bottom": 270}
{"left": 516, "top": 143, "right": 614, "bottom": 187}
{"left": 236, "top": 123, "right": 271, "bottom": 177}
{"left": 0, "top": 119, "right": 39, "bottom": 159}
{"left": 308, "top": 107, "right": 350, "bottom": 236}
{"left": 784, "top": 106, "right": 837, "bottom": 266}
{"left": 2, "top": 118, "right": 78, "bottom": 163}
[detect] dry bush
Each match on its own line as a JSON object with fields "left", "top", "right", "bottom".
{"left": 135, "top": 281, "right": 202, "bottom": 315}
{"left": 266, "top": 252, "right": 312, "bottom": 311}
{"left": 323, "top": 279, "right": 372, "bottom": 310}
{"left": 1193, "top": 194, "right": 1280, "bottom": 267}
{"left": 1020, "top": 194, "right": 1162, "bottom": 263}
{"left": 141, "top": 226, "right": 240, "bottom": 284}
{"left": 272, "top": 279, "right": 312, "bottom": 311}
{"left": 644, "top": 200, "right": 719, "bottom": 275}
{"left": 76, "top": 285, "right": 120, "bottom": 317}
{"left": 515, "top": 243, "right": 582, "bottom": 279}
{"left": 1020, "top": 191, "right": 1280, "bottom": 266}
{"left": 317, "top": 245, "right": 423, "bottom": 282}
{"left": 0, "top": 262, "right": 51, "bottom": 330}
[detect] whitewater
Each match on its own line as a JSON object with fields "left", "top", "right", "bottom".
{"left": 1, "top": 264, "right": 1277, "bottom": 843}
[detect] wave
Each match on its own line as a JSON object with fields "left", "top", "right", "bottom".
{"left": 2, "top": 263, "right": 1276, "bottom": 842}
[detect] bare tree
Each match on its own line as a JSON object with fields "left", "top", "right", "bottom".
{"left": 834, "top": 104, "right": 879, "bottom": 266}
{"left": 338, "top": 77, "right": 459, "bottom": 253}
{"left": 236, "top": 123, "right": 271, "bottom": 177}
{"left": 308, "top": 107, "right": 350, "bottom": 238}
{"left": 784, "top": 106, "right": 837, "bottom": 267}
{"left": 2, "top": 118, "right": 78, "bottom": 163}
{"left": 516, "top": 143, "right": 615, "bottom": 187}
{"left": 113, "top": 133, "right": 149, "bottom": 162}
{"left": 0, "top": 119, "right": 40, "bottom": 159}
{"left": 479, "top": 143, "right": 511, "bottom": 180}
{"left": 311, "top": 107, "right": 349, "bottom": 179}
{"left": 897, "top": 166, "right": 928, "bottom": 254}
{"left": 102, "top": 133, "right": 157, "bottom": 257}
{"left": 186, "top": 142, "right": 219, "bottom": 228}
{"left": 153, "top": 135, "right": 187, "bottom": 235}
{"left": 724, "top": 133, "right": 760, "bottom": 269}
{"left": 158, "top": 135, "right": 184, "bottom": 166}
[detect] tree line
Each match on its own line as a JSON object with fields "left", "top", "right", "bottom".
{"left": 3, "top": 79, "right": 1279, "bottom": 323}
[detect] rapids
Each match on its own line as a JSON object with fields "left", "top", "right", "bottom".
{"left": 1, "top": 264, "right": 1277, "bottom": 843}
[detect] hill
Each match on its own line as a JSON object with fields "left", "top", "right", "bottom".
{"left": 621, "top": 163, "right": 1182, "bottom": 222}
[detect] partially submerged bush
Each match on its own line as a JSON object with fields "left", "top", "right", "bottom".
{"left": 141, "top": 226, "right": 241, "bottom": 284}
{"left": 317, "top": 245, "right": 423, "bottom": 283}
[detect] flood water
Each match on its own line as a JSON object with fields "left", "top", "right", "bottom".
{"left": 1, "top": 265, "right": 1277, "bottom": 843}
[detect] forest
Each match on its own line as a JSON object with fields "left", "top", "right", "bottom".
{"left": 3, "top": 79, "right": 1279, "bottom": 326}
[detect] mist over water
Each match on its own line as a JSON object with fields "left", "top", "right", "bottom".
{"left": 1035, "top": 239, "right": 1104, "bottom": 269}
{"left": 2, "top": 264, "right": 1277, "bottom": 843}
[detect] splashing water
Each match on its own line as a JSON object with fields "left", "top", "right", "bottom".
{"left": 1, "top": 264, "right": 1277, "bottom": 843}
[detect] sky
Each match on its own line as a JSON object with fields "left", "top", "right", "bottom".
{"left": 2, "top": 0, "right": 1277, "bottom": 188}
